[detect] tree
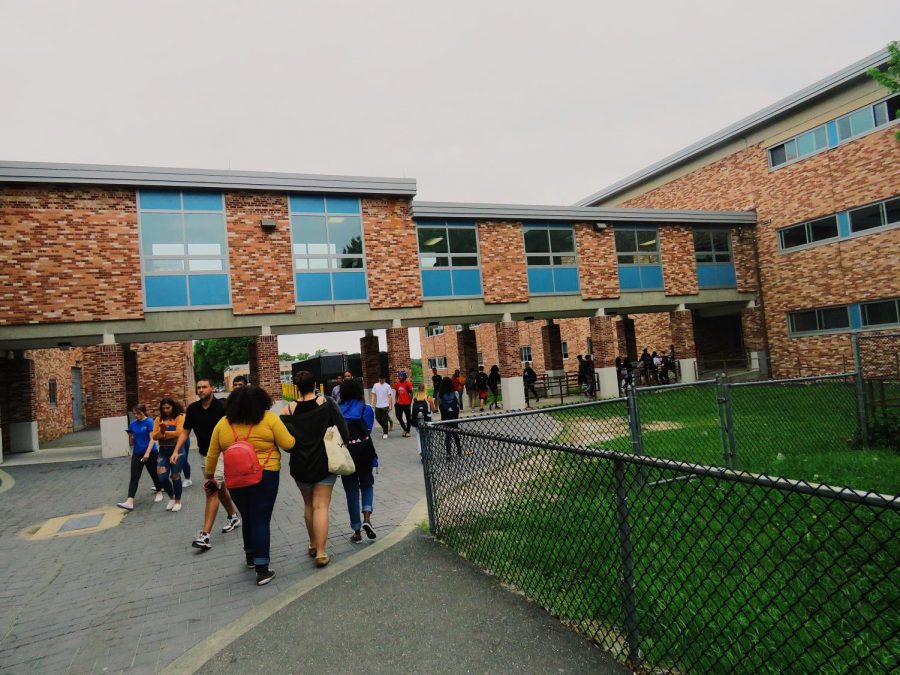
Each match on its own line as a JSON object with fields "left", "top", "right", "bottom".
{"left": 279, "top": 352, "right": 296, "bottom": 362}
{"left": 194, "top": 337, "right": 254, "bottom": 384}
{"left": 868, "top": 41, "right": 900, "bottom": 140}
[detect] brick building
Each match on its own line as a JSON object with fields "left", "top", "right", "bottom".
{"left": 1, "top": 48, "right": 897, "bottom": 458}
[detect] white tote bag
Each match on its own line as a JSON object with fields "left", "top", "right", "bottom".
{"left": 324, "top": 424, "right": 355, "bottom": 476}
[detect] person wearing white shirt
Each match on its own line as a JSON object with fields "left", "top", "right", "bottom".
{"left": 370, "top": 376, "right": 394, "bottom": 439}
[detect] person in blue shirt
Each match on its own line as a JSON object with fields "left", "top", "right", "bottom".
{"left": 117, "top": 404, "right": 163, "bottom": 511}
{"left": 338, "top": 378, "right": 378, "bottom": 543}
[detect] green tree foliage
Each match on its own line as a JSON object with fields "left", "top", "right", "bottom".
{"left": 410, "top": 358, "right": 423, "bottom": 385}
{"left": 194, "top": 337, "right": 254, "bottom": 384}
{"left": 868, "top": 41, "right": 900, "bottom": 139}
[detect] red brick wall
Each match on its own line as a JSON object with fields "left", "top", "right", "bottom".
{"left": 541, "top": 322, "right": 564, "bottom": 370}
{"left": 94, "top": 344, "right": 127, "bottom": 419}
{"left": 661, "top": 225, "right": 698, "bottom": 296}
{"left": 249, "top": 335, "right": 280, "bottom": 398}
{"left": 633, "top": 313, "right": 673, "bottom": 355}
{"left": 360, "top": 333, "right": 382, "bottom": 388}
{"left": 0, "top": 186, "right": 143, "bottom": 326}
{"left": 133, "top": 341, "right": 195, "bottom": 411}
{"left": 226, "top": 192, "right": 294, "bottom": 315}
{"left": 26, "top": 347, "right": 87, "bottom": 442}
{"left": 495, "top": 322, "right": 522, "bottom": 380}
{"left": 363, "top": 197, "right": 421, "bottom": 309}
{"left": 574, "top": 223, "right": 619, "bottom": 299}
{"left": 589, "top": 316, "right": 618, "bottom": 368}
{"left": 386, "top": 327, "right": 411, "bottom": 380}
{"left": 478, "top": 221, "right": 529, "bottom": 304}
{"left": 670, "top": 310, "right": 697, "bottom": 359}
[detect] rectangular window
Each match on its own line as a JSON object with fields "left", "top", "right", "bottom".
{"left": 418, "top": 220, "right": 482, "bottom": 298}
{"left": 477, "top": 351, "right": 484, "bottom": 367}
{"left": 586, "top": 337, "right": 593, "bottom": 355}
{"left": 520, "top": 346, "right": 532, "bottom": 363}
{"left": 427, "top": 356, "right": 448, "bottom": 370}
{"left": 48, "top": 378, "right": 57, "bottom": 406}
{"left": 523, "top": 223, "right": 580, "bottom": 294}
{"left": 425, "top": 325, "right": 445, "bottom": 337}
{"left": 615, "top": 226, "right": 663, "bottom": 291}
{"left": 778, "top": 215, "right": 839, "bottom": 251}
{"left": 138, "top": 191, "right": 230, "bottom": 309}
{"left": 788, "top": 305, "right": 850, "bottom": 335}
{"left": 561, "top": 341, "right": 569, "bottom": 359}
{"left": 849, "top": 203, "right": 885, "bottom": 233}
{"left": 290, "top": 195, "right": 366, "bottom": 303}
{"left": 694, "top": 228, "right": 736, "bottom": 288}
{"left": 861, "top": 298, "right": 899, "bottom": 327}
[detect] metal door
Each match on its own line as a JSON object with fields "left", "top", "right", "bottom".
{"left": 71, "top": 367, "right": 84, "bottom": 429}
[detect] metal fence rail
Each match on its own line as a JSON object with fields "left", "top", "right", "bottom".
{"left": 420, "top": 424, "right": 900, "bottom": 674}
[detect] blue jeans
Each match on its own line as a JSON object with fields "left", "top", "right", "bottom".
{"left": 340, "top": 472, "right": 374, "bottom": 531}
{"left": 229, "top": 470, "right": 280, "bottom": 566}
{"left": 158, "top": 447, "right": 187, "bottom": 499}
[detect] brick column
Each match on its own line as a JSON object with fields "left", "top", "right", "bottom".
{"left": 616, "top": 315, "right": 638, "bottom": 361}
{"left": 589, "top": 315, "right": 620, "bottom": 398}
{"left": 360, "top": 330, "right": 382, "bottom": 389}
{"left": 456, "top": 327, "right": 479, "bottom": 375}
{"left": 670, "top": 309, "right": 698, "bottom": 383}
{"left": 495, "top": 321, "right": 526, "bottom": 410}
{"left": 541, "top": 320, "right": 564, "bottom": 375}
{"left": 386, "top": 327, "right": 411, "bottom": 382}
{"left": 0, "top": 355, "right": 38, "bottom": 454}
{"left": 741, "top": 305, "right": 768, "bottom": 376}
{"left": 249, "top": 335, "right": 280, "bottom": 397}
{"left": 96, "top": 343, "right": 128, "bottom": 458}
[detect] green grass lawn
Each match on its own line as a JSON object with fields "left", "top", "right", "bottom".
{"left": 436, "top": 450, "right": 900, "bottom": 673}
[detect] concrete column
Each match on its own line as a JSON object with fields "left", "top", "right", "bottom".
{"left": 589, "top": 314, "right": 620, "bottom": 399}
{"left": 249, "top": 335, "right": 281, "bottom": 396}
{"left": 0, "top": 355, "right": 39, "bottom": 454}
{"left": 495, "top": 321, "right": 526, "bottom": 410}
{"left": 541, "top": 320, "right": 565, "bottom": 376}
{"left": 456, "top": 326, "right": 478, "bottom": 376}
{"left": 95, "top": 343, "right": 128, "bottom": 459}
{"left": 670, "top": 309, "right": 698, "bottom": 383}
{"left": 386, "top": 325, "right": 411, "bottom": 381}
{"left": 359, "top": 329, "right": 382, "bottom": 390}
{"left": 741, "top": 305, "right": 768, "bottom": 376}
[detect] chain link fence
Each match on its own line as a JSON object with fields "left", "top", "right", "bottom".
{"left": 420, "top": 424, "right": 899, "bottom": 674}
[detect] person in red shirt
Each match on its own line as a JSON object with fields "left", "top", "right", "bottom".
{"left": 393, "top": 371, "right": 414, "bottom": 437}
{"left": 452, "top": 369, "right": 466, "bottom": 411}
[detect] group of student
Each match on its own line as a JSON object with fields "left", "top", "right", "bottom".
{"left": 429, "top": 365, "right": 502, "bottom": 413}
{"left": 117, "top": 371, "right": 380, "bottom": 587}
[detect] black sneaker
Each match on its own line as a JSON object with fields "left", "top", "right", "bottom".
{"left": 362, "top": 522, "right": 377, "bottom": 540}
{"left": 245, "top": 552, "right": 254, "bottom": 569}
{"left": 256, "top": 568, "right": 275, "bottom": 586}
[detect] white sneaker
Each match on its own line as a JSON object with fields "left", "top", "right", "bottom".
{"left": 165, "top": 499, "right": 176, "bottom": 511}
{"left": 192, "top": 531, "right": 211, "bottom": 550}
{"left": 172, "top": 502, "right": 182, "bottom": 512}
{"left": 182, "top": 479, "right": 193, "bottom": 488}
{"left": 153, "top": 491, "right": 164, "bottom": 503}
{"left": 116, "top": 501, "right": 134, "bottom": 511}
{"left": 222, "top": 514, "right": 241, "bottom": 533}
{"left": 382, "top": 433, "right": 388, "bottom": 440}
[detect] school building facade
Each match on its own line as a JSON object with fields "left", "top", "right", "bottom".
{"left": 1, "top": 47, "right": 897, "bottom": 458}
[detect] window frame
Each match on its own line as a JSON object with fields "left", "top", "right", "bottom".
{"left": 520, "top": 345, "right": 532, "bottom": 363}
{"left": 48, "top": 378, "right": 57, "bottom": 407}
{"left": 425, "top": 325, "right": 445, "bottom": 337}
{"left": 848, "top": 196, "right": 899, "bottom": 235}
{"left": 614, "top": 225, "right": 664, "bottom": 291}
{"left": 137, "top": 190, "right": 232, "bottom": 311}
{"left": 561, "top": 341, "right": 569, "bottom": 359}
{"left": 787, "top": 305, "right": 851, "bottom": 336}
{"left": 289, "top": 195, "right": 368, "bottom": 305}
{"left": 522, "top": 222, "right": 581, "bottom": 296}
{"left": 416, "top": 220, "right": 483, "bottom": 299}
{"left": 861, "top": 298, "right": 900, "bottom": 329}
{"left": 777, "top": 215, "right": 840, "bottom": 252}
{"left": 427, "top": 355, "right": 448, "bottom": 370}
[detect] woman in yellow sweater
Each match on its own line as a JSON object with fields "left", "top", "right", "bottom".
{"left": 206, "top": 385, "right": 296, "bottom": 586}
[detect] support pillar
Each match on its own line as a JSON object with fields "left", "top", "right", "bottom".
{"left": 456, "top": 325, "right": 479, "bottom": 376}
{"left": 0, "top": 354, "right": 38, "bottom": 454}
{"left": 670, "top": 309, "right": 697, "bottom": 383}
{"left": 741, "top": 304, "right": 768, "bottom": 377}
{"left": 360, "top": 329, "right": 382, "bottom": 390}
{"left": 386, "top": 324, "right": 411, "bottom": 382}
{"left": 589, "top": 314, "right": 620, "bottom": 399}
{"left": 616, "top": 315, "right": 638, "bottom": 361}
{"left": 249, "top": 334, "right": 281, "bottom": 396}
{"left": 541, "top": 320, "right": 565, "bottom": 377}
{"left": 496, "top": 320, "right": 526, "bottom": 410}
{"left": 96, "top": 343, "right": 128, "bottom": 458}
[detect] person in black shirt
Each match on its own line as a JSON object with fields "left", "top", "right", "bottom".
{"left": 523, "top": 362, "right": 539, "bottom": 406}
{"left": 171, "top": 379, "right": 241, "bottom": 551}
{"left": 431, "top": 368, "right": 442, "bottom": 397}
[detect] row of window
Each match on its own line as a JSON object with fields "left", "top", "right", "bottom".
{"left": 778, "top": 195, "right": 900, "bottom": 252}
{"left": 768, "top": 94, "right": 899, "bottom": 169}
{"left": 788, "top": 297, "right": 900, "bottom": 336}
{"left": 428, "top": 342, "right": 584, "bottom": 371}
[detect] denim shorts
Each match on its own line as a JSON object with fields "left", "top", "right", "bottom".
{"left": 295, "top": 473, "right": 338, "bottom": 490}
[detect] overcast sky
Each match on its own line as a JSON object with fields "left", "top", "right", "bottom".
{"left": 2, "top": 1, "right": 897, "bottom": 358}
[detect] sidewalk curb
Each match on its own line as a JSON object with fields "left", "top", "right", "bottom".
{"left": 0, "top": 469, "right": 15, "bottom": 495}
{"left": 162, "top": 497, "right": 429, "bottom": 675}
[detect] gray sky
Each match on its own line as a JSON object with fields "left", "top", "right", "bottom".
{"left": 3, "top": 1, "right": 897, "bottom": 358}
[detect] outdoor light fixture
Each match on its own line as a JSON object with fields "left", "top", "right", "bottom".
{"left": 260, "top": 218, "right": 276, "bottom": 231}
{"left": 593, "top": 222, "right": 608, "bottom": 232}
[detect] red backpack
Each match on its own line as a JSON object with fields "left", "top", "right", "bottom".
{"left": 223, "top": 424, "right": 274, "bottom": 489}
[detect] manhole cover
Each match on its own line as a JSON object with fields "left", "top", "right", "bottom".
{"left": 59, "top": 514, "right": 104, "bottom": 532}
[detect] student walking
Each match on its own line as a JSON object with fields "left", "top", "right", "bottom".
{"left": 284, "top": 371, "right": 350, "bottom": 569}
{"left": 370, "top": 375, "right": 393, "bottom": 439}
{"left": 152, "top": 398, "right": 186, "bottom": 512}
{"left": 523, "top": 362, "right": 539, "bottom": 406}
{"left": 437, "top": 376, "right": 463, "bottom": 458}
{"left": 431, "top": 368, "right": 442, "bottom": 397}
{"left": 338, "top": 378, "right": 378, "bottom": 544}
{"left": 475, "top": 365, "right": 489, "bottom": 412}
{"left": 465, "top": 368, "right": 478, "bottom": 409}
{"left": 393, "top": 371, "right": 413, "bottom": 437}
{"left": 488, "top": 365, "right": 501, "bottom": 410}
{"left": 584, "top": 355, "right": 596, "bottom": 398}
{"left": 117, "top": 404, "right": 163, "bottom": 511}
{"left": 410, "top": 383, "right": 436, "bottom": 458}
{"left": 207, "top": 385, "right": 294, "bottom": 586}
{"left": 452, "top": 369, "right": 465, "bottom": 411}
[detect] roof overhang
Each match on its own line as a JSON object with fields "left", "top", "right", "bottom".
{"left": 575, "top": 47, "right": 890, "bottom": 207}
{"left": 0, "top": 161, "right": 417, "bottom": 196}
{"left": 412, "top": 201, "right": 756, "bottom": 225}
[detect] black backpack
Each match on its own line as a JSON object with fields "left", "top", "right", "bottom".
{"left": 411, "top": 398, "right": 431, "bottom": 426}
{"left": 346, "top": 418, "right": 376, "bottom": 473}
{"left": 439, "top": 392, "right": 459, "bottom": 417}
{"left": 475, "top": 371, "right": 488, "bottom": 389}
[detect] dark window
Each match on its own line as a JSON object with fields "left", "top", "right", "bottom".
{"left": 849, "top": 203, "right": 884, "bottom": 233}
{"left": 789, "top": 306, "right": 850, "bottom": 334}
{"left": 885, "top": 197, "right": 900, "bottom": 226}
{"left": 790, "top": 311, "right": 819, "bottom": 334}
{"left": 779, "top": 224, "right": 809, "bottom": 249}
{"left": 808, "top": 216, "right": 839, "bottom": 242}
{"left": 769, "top": 144, "right": 787, "bottom": 167}
{"left": 862, "top": 299, "right": 899, "bottom": 327}
{"left": 48, "top": 379, "right": 58, "bottom": 406}
{"left": 820, "top": 307, "right": 850, "bottom": 330}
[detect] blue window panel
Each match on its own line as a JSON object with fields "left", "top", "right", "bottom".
{"left": 826, "top": 120, "right": 839, "bottom": 148}
{"left": 182, "top": 191, "right": 224, "bottom": 211}
{"left": 639, "top": 265, "right": 664, "bottom": 290}
{"left": 296, "top": 273, "right": 332, "bottom": 302}
{"left": 553, "top": 267, "right": 580, "bottom": 293}
{"left": 422, "top": 270, "right": 453, "bottom": 298}
{"left": 188, "top": 274, "right": 229, "bottom": 305}
{"left": 527, "top": 268, "right": 554, "bottom": 294}
{"left": 698, "top": 264, "right": 736, "bottom": 289}
{"left": 618, "top": 265, "right": 642, "bottom": 291}
{"left": 325, "top": 196, "right": 361, "bottom": 214}
{"left": 451, "top": 269, "right": 482, "bottom": 296}
{"left": 848, "top": 304, "right": 862, "bottom": 330}
{"left": 145, "top": 275, "right": 188, "bottom": 307}
{"left": 837, "top": 211, "right": 851, "bottom": 238}
{"left": 139, "top": 190, "right": 181, "bottom": 210}
{"left": 332, "top": 272, "right": 367, "bottom": 301}
{"left": 289, "top": 195, "right": 326, "bottom": 213}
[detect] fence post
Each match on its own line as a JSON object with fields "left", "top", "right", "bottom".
{"left": 419, "top": 418, "right": 438, "bottom": 534}
{"left": 625, "top": 384, "right": 645, "bottom": 485}
{"left": 724, "top": 379, "right": 738, "bottom": 468}
{"left": 851, "top": 333, "right": 869, "bottom": 447}
{"left": 613, "top": 459, "right": 642, "bottom": 670}
{"left": 715, "top": 374, "right": 737, "bottom": 468}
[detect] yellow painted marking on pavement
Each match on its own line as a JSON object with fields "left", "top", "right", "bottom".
{"left": 19, "top": 506, "right": 127, "bottom": 540}
{"left": 0, "top": 469, "right": 14, "bottom": 495}
{"left": 163, "top": 497, "right": 429, "bottom": 675}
